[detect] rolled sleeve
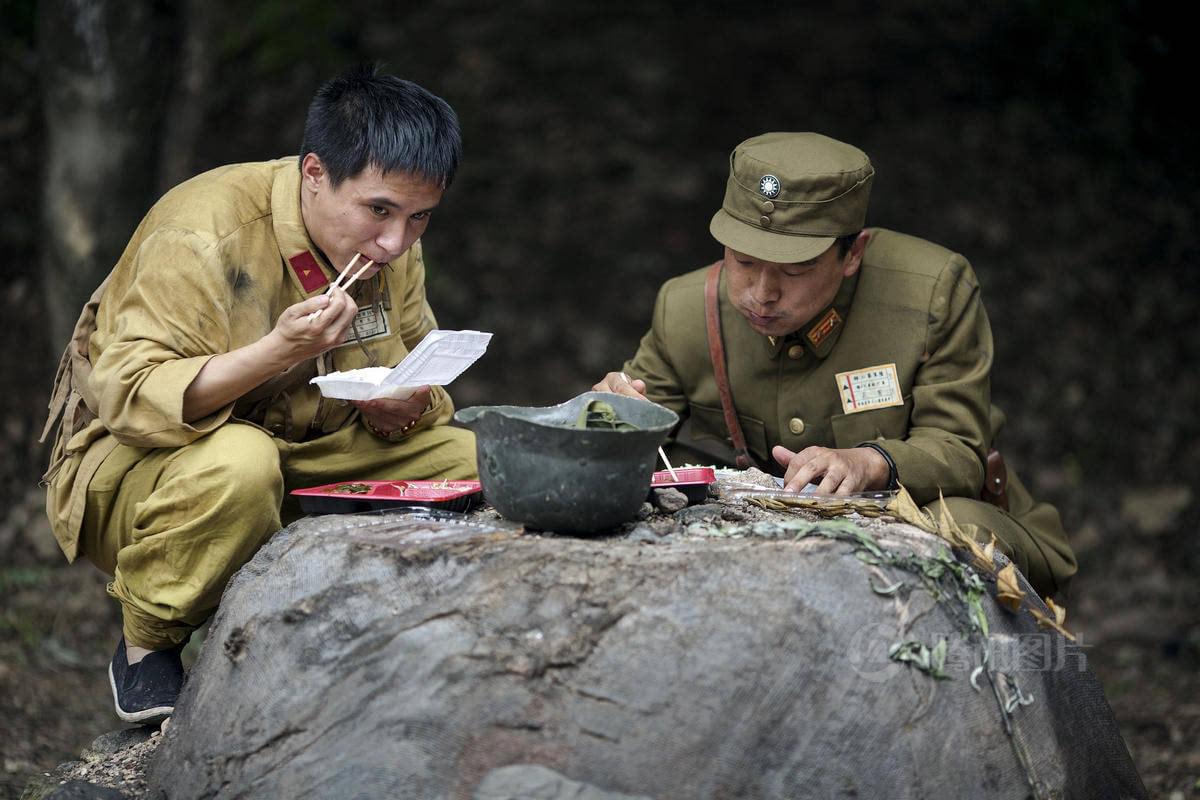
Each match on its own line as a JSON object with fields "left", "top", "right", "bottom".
{"left": 90, "top": 229, "right": 237, "bottom": 447}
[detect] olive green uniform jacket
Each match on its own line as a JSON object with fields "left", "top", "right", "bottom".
{"left": 624, "top": 228, "right": 1076, "bottom": 597}
{"left": 44, "top": 158, "right": 463, "bottom": 564}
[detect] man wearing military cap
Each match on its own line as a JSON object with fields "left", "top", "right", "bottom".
{"left": 595, "top": 132, "right": 1075, "bottom": 600}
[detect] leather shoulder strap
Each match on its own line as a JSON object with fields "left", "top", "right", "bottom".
{"left": 704, "top": 262, "right": 752, "bottom": 469}
{"left": 980, "top": 448, "right": 1010, "bottom": 511}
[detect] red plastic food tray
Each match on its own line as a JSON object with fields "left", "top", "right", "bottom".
{"left": 291, "top": 480, "right": 483, "bottom": 514}
{"left": 650, "top": 467, "right": 716, "bottom": 503}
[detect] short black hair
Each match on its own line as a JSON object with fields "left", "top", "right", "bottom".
{"left": 300, "top": 64, "right": 462, "bottom": 188}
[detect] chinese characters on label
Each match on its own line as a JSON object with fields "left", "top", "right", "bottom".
{"left": 836, "top": 362, "right": 904, "bottom": 414}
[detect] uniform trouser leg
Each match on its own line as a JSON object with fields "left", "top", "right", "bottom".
{"left": 925, "top": 470, "right": 1077, "bottom": 602}
{"left": 78, "top": 423, "right": 284, "bottom": 650}
{"left": 79, "top": 420, "right": 477, "bottom": 649}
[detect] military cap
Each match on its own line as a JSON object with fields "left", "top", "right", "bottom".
{"left": 709, "top": 132, "right": 874, "bottom": 263}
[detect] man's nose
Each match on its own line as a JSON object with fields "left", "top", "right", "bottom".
{"left": 752, "top": 268, "right": 781, "bottom": 303}
{"left": 376, "top": 219, "right": 409, "bottom": 256}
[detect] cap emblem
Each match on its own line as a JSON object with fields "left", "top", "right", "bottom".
{"left": 758, "top": 174, "right": 781, "bottom": 199}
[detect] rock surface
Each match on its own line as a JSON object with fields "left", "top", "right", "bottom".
{"left": 139, "top": 500, "right": 1146, "bottom": 800}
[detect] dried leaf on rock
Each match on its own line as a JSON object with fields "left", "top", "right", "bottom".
{"left": 937, "top": 492, "right": 965, "bottom": 540}
{"left": 1044, "top": 597, "right": 1067, "bottom": 626}
{"left": 885, "top": 484, "right": 937, "bottom": 533}
{"left": 936, "top": 490, "right": 990, "bottom": 569}
{"left": 982, "top": 533, "right": 998, "bottom": 564}
{"left": 960, "top": 522, "right": 991, "bottom": 571}
{"left": 1030, "top": 605, "right": 1076, "bottom": 641}
{"left": 994, "top": 564, "right": 1025, "bottom": 612}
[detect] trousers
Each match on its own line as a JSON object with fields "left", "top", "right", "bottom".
{"left": 927, "top": 467, "right": 1076, "bottom": 601}
{"left": 78, "top": 420, "right": 476, "bottom": 649}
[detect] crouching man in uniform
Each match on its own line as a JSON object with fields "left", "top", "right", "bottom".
{"left": 595, "top": 132, "right": 1075, "bottom": 601}
{"left": 40, "top": 65, "right": 477, "bottom": 724}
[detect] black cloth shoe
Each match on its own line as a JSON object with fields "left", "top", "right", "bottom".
{"left": 108, "top": 637, "right": 185, "bottom": 725}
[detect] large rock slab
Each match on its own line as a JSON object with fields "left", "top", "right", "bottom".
{"left": 145, "top": 510, "right": 1145, "bottom": 799}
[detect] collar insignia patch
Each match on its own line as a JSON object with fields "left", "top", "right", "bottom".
{"left": 805, "top": 308, "right": 843, "bottom": 349}
{"left": 288, "top": 251, "right": 328, "bottom": 293}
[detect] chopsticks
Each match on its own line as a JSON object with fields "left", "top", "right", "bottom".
{"left": 306, "top": 253, "right": 375, "bottom": 322}
{"left": 619, "top": 370, "right": 680, "bottom": 482}
{"left": 658, "top": 446, "right": 680, "bottom": 482}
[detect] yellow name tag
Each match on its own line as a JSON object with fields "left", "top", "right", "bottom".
{"left": 836, "top": 363, "right": 904, "bottom": 414}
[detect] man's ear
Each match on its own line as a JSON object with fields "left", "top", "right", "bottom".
{"left": 300, "top": 153, "right": 326, "bottom": 190}
{"left": 842, "top": 230, "right": 871, "bottom": 278}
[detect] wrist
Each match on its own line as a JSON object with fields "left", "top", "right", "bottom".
{"left": 362, "top": 412, "right": 420, "bottom": 440}
{"left": 856, "top": 443, "right": 898, "bottom": 490}
{"left": 256, "top": 330, "right": 300, "bottom": 374}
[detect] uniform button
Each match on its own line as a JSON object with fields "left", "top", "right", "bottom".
{"left": 761, "top": 200, "right": 775, "bottom": 213}
{"left": 787, "top": 344, "right": 804, "bottom": 359}
{"left": 760, "top": 215, "right": 771, "bottom": 227}
{"left": 789, "top": 417, "right": 805, "bottom": 435}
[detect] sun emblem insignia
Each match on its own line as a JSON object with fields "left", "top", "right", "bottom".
{"left": 759, "top": 174, "right": 781, "bottom": 199}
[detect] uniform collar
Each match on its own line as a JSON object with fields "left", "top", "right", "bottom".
{"left": 271, "top": 158, "right": 337, "bottom": 297}
{"left": 760, "top": 271, "right": 859, "bottom": 360}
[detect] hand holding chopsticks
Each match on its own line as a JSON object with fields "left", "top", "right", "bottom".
{"left": 306, "top": 254, "right": 375, "bottom": 323}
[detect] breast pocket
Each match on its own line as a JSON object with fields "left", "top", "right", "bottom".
{"left": 830, "top": 400, "right": 912, "bottom": 449}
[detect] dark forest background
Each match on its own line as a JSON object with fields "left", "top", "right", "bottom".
{"left": 1, "top": 1, "right": 1197, "bottom": 796}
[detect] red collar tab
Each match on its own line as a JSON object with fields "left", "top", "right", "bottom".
{"left": 288, "top": 251, "right": 328, "bottom": 293}
{"left": 805, "top": 308, "right": 843, "bottom": 350}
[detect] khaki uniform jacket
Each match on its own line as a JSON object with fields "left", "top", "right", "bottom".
{"left": 44, "top": 158, "right": 454, "bottom": 561}
{"left": 625, "top": 228, "right": 999, "bottom": 507}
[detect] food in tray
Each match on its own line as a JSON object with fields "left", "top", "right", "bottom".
{"left": 329, "top": 483, "right": 372, "bottom": 494}
{"left": 290, "top": 479, "right": 483, "bottom": 514}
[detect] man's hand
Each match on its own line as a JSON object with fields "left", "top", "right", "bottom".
{"left": 353, "top": 385, "right": 432, "bottom": 437}
{"left": 592, "top": 371, "right": 647, "bottom": 400}
{"left": 772, "top": 444, "right": 890, "bottom": 495}
{"left": 267, "top": 287, "right": 359, "bottom": 364}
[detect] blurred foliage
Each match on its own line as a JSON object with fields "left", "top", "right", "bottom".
{"left": 215, "top": 0, "right": 358, "bottom": 75}
{"left": 0, "top": 566, "right": 54, "bottom": 591}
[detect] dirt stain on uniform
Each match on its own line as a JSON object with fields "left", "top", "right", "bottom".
{"left": 226, "top": 267, "right": 254, "bottom": 296}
